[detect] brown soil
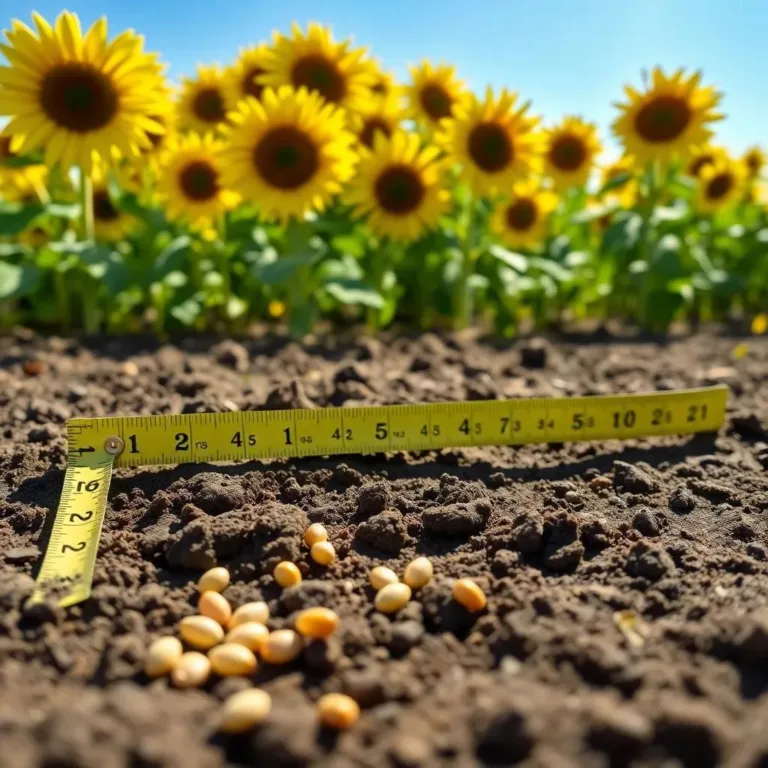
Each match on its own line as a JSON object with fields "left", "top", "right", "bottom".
{"left": 1, "top": 329, "right": 768, "bottom": 768}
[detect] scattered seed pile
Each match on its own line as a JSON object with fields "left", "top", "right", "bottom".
{"left": 1, "top": 329, "right": 767, "bottom": 768}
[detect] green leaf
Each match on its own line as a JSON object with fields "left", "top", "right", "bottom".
{"left": 571, "top": 202, "right": 617, "bottom": 224}
{"left": 255, "top": 252, "right": 319, "bottom": 285}
{"left": 602, "top": 212, "right": 642, "bottom": 253}
{"left": 565, "top": 251, "right": 589, "bottom": 267}
{"left": 325, "top": 279, "right": 384, "bottom": 308}
{"left": 597, "top": 171, "right": 632, "bottom": 196}
{"left": 170, "top": 298, "right": 201, "bottom": 326}
{"left": 45, "top": 202, "right": 81, "bottom": 219}
{"left": 0, "top": 201, "right": 44, "bottom": 235}
{"left": 527, "top": 256, "right": 572, "bottom": 282}
{"left": 163, "top": 270, "right": 188, "bottom": 289}
{"left": 1, "top": 154, "right": 44, "bottom": 168}
{"left": 0, "top": 261, "right": 40, "bottom": 299}
{"left": 331, "top": 234, "right": 366, "bottom": 258}
{"left": 154, "top": 235, "right": 190, "bottom": 275}
{"left": 488, "top": 245, "right": 527, "bottom": 272}
{"left": 651, "top": 234, "right": 686, "bottom": 279}
{"left": 226, "top": 296, "right": 248, "bottom": 319}
{"left": 652, "top": 205, "right": 687, "bottom": 222}
{"left": 645, "top": 289, "right": 687, "bottom": 330}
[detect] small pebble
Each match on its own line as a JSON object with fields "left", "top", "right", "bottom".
{"left": 171, "top": 652, "right": 211, "bottom": 688}
{"left": 404, "top": 557, "right": 433, "bottom": 589}
{"left": 219, "top": 689, "right": 272, "bottom": 733}
{"left": 317, "top": 693, "right": 360, "bottom": 730}
{"left": 274, "top": 561, "right": 302, "bottom": 588}
{"left": 199, "top": 591, "right": 232, "bottom": 627}
{"left": 229, "top": 601, "right": 269, "bottom": 629}
{"left": 144, "top": 636, "right": 183, "bottom": 678}
{"left": 225, "top": 622, "right": 269, "bottom": 652}
{"left": 295, "top": 607, "right": 340, "bottom": 639}
{"left": 369, "top": 566, "right": 399, "bottom": 591}
{"left": 208, "top": 643, "right": 258, "bottom": 676}
{"left": 261, "top": 629, "right": 303, "bottom": 664}
{"left": 311, "top": 541, "right": 336, "bottom": 566}
{"left": 304, "top": 523, "right": 328, "bottom": 547}
{"left": 452, "top": 578, "right": 486, "bottom": 613}
{"left": 198, "top": 567, "right": 230, "bottom": 593}
{"left": 375, "top": 583, "right": 412, "bottom": 614}
{"left": 179, "top": 615, "right": 225, "bottom": 650}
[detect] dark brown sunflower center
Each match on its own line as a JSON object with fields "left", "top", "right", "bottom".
{"left": 374, "top": 165, "right": 425, "bottom": 215}
{"left": 420, "top": 84, "right": 453, "bottom": 121}
{"left": 253, "top": 126, "right": 319, "bottom": 190}
{"left": 505, "top": 199, "right": 537, "bottom": 231}
{"left": 192, "top": 88, "right": 226, "bottom": 124}
{"left": 549, "top": 135, "right": 587, "bottom": 171}
{"left": 706, "top": 172, "right": 733, "bottom": 200}
{"left": 745, "top": 153, "right": 761, "bottom": 173}
{"left": 468, "top": 122, "right": 513, "bottom": 172}
{"left": 242, "top": 66, "right": 265, "bottom": 100}
{"left": 0, "top": 136, "right": 14, "bottom": 159}
{"left": 93, "top": 190, "right": 120, "bottom": 222}
{"left": 179, "top": 160, "right": 220, "bottom": 201}
{"left": 371, "top": 79, "right": 388, "bottom": 96}
{"left": 40, "top": 63, "right": 118, "bottom": 133}
{"left": 634, "top": 96, "right": 691, "bottom": 143}
{"left": 360, "top": 118, "right": 392, "bottom": 149}
{"left": 292, "top": 55, "right": 346, "bottom": 103}
{"left": 688, "top": 154, "right": 713, "bottom": 178}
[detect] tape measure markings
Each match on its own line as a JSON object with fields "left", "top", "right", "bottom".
{"left": 32, "top": 386, "right": 728, "bottom": 608}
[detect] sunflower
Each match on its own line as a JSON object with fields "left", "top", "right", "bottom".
{"left": 346, "top": 131, "right": 448, "bottom": 242}
{"left": 612, "top": 68, "right": 723, "bottom": 165}
{"left": 157, "top": 133, "right": 239, "bottom": 227}
{"left": 0, "top": 133, "right": 48, "bottom": 200}
{"left": 407, "top": 61, "right": 468, "bottom": 130}
{"left": 224, "top": 44, "right": 271, "bottom": 110}
{"left": 0, "top": 11, "right": 168, "bottom": 175}
{"left": 367, "top": 63, "right": 400, "bottom": 103}
{"left": 490, "top": 181, "right": 558, "bottom": 249}
{"left": 696, "top": 155, "right": 745, "bottom": 213}
{"left": 543, "top": 116, "right": 601, "bottom": 190}
{"left": 350, "top": 97, "right": 402, "bottom": 149}
{"left": 599, "top": 155, "right": 638, "bottom": 208}
{"left": 220, "top": 86, "right": 356, "bottom": 222}
{"left": 92, "top": 183, "right": 137, "bottom": 241}
{"left": 438, "top": 87, "right": 540, "bottom": 196}
{"left": 177, "top": 65, "right": 229, "bottom": 135}
{"left": 743, "top": 145, "right": 765, "bottom": 179}
{"left": 685, "top": 144, "right": 727, "bottom": 179}
{"left": 261, "top": 23, "right": 374, "bottom": 111}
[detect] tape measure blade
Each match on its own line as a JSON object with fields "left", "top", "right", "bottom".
{"left": 31, "top": 455, "right": 114, "bottom": 607}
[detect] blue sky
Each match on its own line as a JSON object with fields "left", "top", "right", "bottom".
{"left": 5, "top": 1, "right": 767, "bottom": 156}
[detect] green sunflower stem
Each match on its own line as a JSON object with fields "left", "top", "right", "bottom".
{"left": 366, "top": 238, "right": 393, "bottom": 334}
{"left": 79, "top": 168, "right": 95, "bottom": 242}
{"left": 285, "top": 218, "right": 317, "bottom": 339}
{"left": 454, "top": 196, "right": 477, "bottom": 330}
{"left": 637, "top": 159, "right": 660, "bottom": 329}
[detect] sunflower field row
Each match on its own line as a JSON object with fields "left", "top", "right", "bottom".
{"left": 1, "top": 12, "right": 766, "bottom": 337}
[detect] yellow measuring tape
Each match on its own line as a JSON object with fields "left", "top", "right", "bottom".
{"left": 32, "top": 386, "right": 728, "bottom": 607}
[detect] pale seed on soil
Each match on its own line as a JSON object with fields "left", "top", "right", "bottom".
{"left": 144, "top": 636, "right": 183, "bottom": 678}
{"left": 229, "top": 601, "right": 269, "bottom": 629}
{"left": 179, "top": 615, "right": 225, "bottom": 649}
{"left": 197, "top": 567, "right": 230, "bottom": 593}
{"left": 304, "top": 523, "right": 328, "bottom": 547}
{"left": 274, "top": 561, "right": 302, "bottom": 587}
{"left": 219, "top": 688, "right": 272, "bottom": 733}
{"left": 374, "top": 582, "right": 412, "bottom": 614}
{"left": 404, "top": 557, "right": 434, "bottom": 589}
{"left": 452, "top": 578, "right": 487, "bottom": 613}
{"left": 198, "top": 591, "right": 232, "bottom": 626}
{"left": 316, "top": 693, "right": 360, "bottom": 729}
{"left": 208, "top": 643, "right": 258, "bottom": 676}
{"left": 369, "top": 566, "right": 399, "bottom": 591}
{"left": 171, "top": 651, "right": 211, "bottom": 688}
{"left": 295, "top": 607, "right": 340, "bottom": 639}
{"left": 225, "top": 622, "right": 269, "bottom": 652}
{"left": 310, "top": 541, "right": 336, "bottom": 565}
{"left": 261, "top": 629, "right": 303, "bottom": 664}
